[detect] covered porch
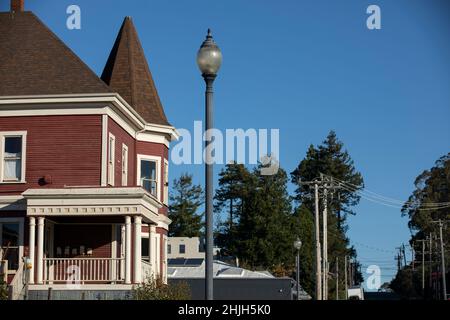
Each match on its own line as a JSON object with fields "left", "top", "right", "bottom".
{"left": 22, "top": 187, "right": 169, "bottom": 288}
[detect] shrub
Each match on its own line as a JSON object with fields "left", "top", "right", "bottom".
{"left": 0, "top": 277, "right": 8, "bottom": 300}
{"left": 133, "top": 276, "right": 190, "bottom": 300}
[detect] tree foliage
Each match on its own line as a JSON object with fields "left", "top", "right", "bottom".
{"left": 393, "top": 153, "right": 450, "bottom": 299}
{"left": 290, "top": 131, "right": 365, "bottom": 298}
{"left": 401, "top": 152, "right": 449, "bottom": 242}
{"left": 133, "top": 276, "right": 191, "bottom": 300}
{"left": 168, "top": 174, "right": 204, "bottom": 237}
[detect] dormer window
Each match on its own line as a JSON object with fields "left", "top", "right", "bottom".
{"left": 0, "top": 132, "right": 27, "bottom": 183}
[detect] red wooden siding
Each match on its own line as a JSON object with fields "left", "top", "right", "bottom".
{"left": 0, "top": 115, "right": 102, "bottom": 195}
{"left": 53, "top": 224, "right": 112, "bottom": 258}
{"left": 107, "top": 117, "right": 136, "bottom": 187}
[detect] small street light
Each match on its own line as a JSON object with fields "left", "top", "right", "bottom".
{"left": 294, "top": 238, "right": 302, "bottom": 300}
{"left": 197, "top": 29, "right": 222, "bottom": 301}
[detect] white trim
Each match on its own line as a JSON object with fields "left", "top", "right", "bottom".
{"left": 22, "top": 187, "right": 163, "bottom": 224}
{"left": 0, "top": 131, "right": 27, "bottom": 183}
{"left": 125, "top": 216, "right": 131, "bottom": 284}
{"left": 163, "top": 159, "right": 169, "bottom": 206}
{"left": 121, "top": 144, "right": 128, "bottom": 187}
{"left": 133, "top": 216, "right": 142, "bottom": 283}
{"left": 0, "top": 195, "right": 26, "bottom": 210}
{"left": 101, "top": 115, "right": 108, "bottom": 186}
{"left": 108, "top": 133, "right": 115, "bottom": 186}
{"left": 0, "top": 94, "right": 179, "bottom": 141}
{"left": 137, "top": 154, "right": 161, "bottom": 201}
{"left": 162, "top": 234, "right": 168, "bottom": 284}
{"left": 156, "top": 233, "right": 161, "bottom": 278}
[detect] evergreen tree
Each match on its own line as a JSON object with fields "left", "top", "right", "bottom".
{"left": 291, "top": 130, "right": 364, "bottom": 230}
{"left": 235, "top": 165, "right": 295, "bottom": 272}
{"left": 168, "top": 174, "right": 203, "bottom": 237}
{"left": 291, "top": 130, "right": 365, "bottom": 299}
{"left": 214, "top": 162, "right": 253, "bottom": 256}
{"left": 393, "top": 152, "right": 450, "bottom": 299}
{"left": 292, "top": 205, "right": 315, "bottom": 295}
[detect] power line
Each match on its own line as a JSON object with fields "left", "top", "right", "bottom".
{"left": 325, "top": 174, "right": 450, "bottom": 210}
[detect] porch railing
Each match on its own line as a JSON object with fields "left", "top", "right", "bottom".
{"left": 141, "top": 260, "right": 153, "bottom": 282}
{"left": 7, "top": 260, "right": 26, "bottom": 300}
{"left": 43, "top": 258, "right": 125, "bottom": 284}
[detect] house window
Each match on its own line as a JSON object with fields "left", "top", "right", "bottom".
{"left": 141, "top": 237, "right": 149, "bottom": 261}
{"left": 0, "top": 220, "right": 22, "bottom": 271}
{"left": 163, "top": 160, "right": 169, "bottom": 205}
{"left": 108, "top": 134, "right": 115, "bottom": 186}
{"left": 138, "top": 155, "right": 160, "bottom": 198}
{"left": 122, "top": 144, "right": 128, "bottom": 186}
{"left": 1, "top": 132, "right": 26, "bottom": 183}
{"left": 179, "top": 244, "right": 185, "bottom": 254}
{"left": 168, "top": 244, "right": 171, "bottom": 255}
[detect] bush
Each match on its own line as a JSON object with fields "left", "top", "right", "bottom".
{"left": 133, "top": 276, "right": 191, "bottom": 300}
{"left": 0, "top": 277, "right": 8, "bottom": 300}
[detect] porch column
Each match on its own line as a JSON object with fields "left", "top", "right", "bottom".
{"left": 133, "top": 216, "right": 142, "bottom": 283}
{"left": 125, "top": 216, "right": 131, "bottom": 284}
{"left": 28, "top": 217, "right": 35, "bottom": 284}
{"left": 36, "top": 217, "right": 45, "bottom": 284}
{"left": 149, "top": 225, "right": 156, "bottom": 277}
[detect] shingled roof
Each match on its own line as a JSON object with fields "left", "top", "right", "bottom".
{"left": 0, "top": 11, "right": 113, "bottom": 96}
{"left": 101, "top": 17, "right": 170, "bottom": 126}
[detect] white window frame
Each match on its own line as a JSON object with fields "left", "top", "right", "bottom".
{"left": 137, "top": 154, "right": 161, "bottom": 200}
{"left": 0, "top": 217, "right": 24, "bottom": 274}
{"left": 163, "top": 159, "right": 169, "bottom": 205}
{"left": 108, "top": 133, "right": 115, "bottom": 186}
{"left": 0, "top": 131, "right": 27, "bottom": 184}
{"left": 162, "top": 234, "right": 168, "bottom": 283}
{"left": 121, "top": 144, "right": 128, "bottom": 186}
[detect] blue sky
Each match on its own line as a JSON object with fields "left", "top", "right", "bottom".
{"left": 4, "top": 0, "right": 449, "bottom": 287}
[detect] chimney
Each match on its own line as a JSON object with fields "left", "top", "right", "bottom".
{"left": 11, "top": 0, "right": 24, "bottom": 12}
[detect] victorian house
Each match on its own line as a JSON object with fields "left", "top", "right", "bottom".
{"left": 0, "top": 1, "right": 177, "bottom": 298}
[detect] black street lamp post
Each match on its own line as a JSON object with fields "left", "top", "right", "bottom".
{"left": 197, "top": 29, "right": 222, "bottom": 300}
{"left": 294, "top": 238, "right": 302, "bottom": 300}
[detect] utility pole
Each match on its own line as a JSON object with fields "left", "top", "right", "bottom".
{"left": 299, "top": 174, "right": 342, "bottom": 301}
{"left": 396, "top": 251, "right": 401, "bottom": 271}
{"left": 402, "top": 243, "right": 407, "bottom": 267}
{"left": 344, "top": 255, "right": 348, "bottom": 299}
{"left": 436, "top": 220, "right": 447, "bottom": 300}
{"left": 415, "top": 239, "right": 428, "bottom": 294}
{"left": 322, "top": 179, "right": 328, "bottom": 300}
{"left": 336, "top": 257, "right": 339, "bottom": 300}
{"left": 422, "top": 241, "right": 425, "bottom": 292}
{"left": 314, "top": 182, "right": 322, "bottom": 300}
{"left": 429, "top": 233, "right": 433, "bottom": 295}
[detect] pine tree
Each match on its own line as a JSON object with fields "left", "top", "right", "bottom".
{"left": 235, "top": 165, "right": 295, "bottom": 272}
{"left": 292, "top": 131, "right": 363, "bottom": 228}
{"left": 291, "top": 130, "right": 365, "bottom": 298}
{"left": 214, "top": 162, "right": 253, "bottom": 256}
{"left": 168, "top": 174, "right": 204, "bottom": 237}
